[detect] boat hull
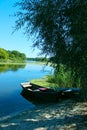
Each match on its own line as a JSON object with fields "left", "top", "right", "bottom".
{"left": 20, "top": 82, "right": 80, "bottom": 102}
{"left": 20, "top": 82, "right": 61, "bottom": 102}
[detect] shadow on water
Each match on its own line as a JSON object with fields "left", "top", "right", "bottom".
{"left": 20, "top": 84, "right": 81, "bottom": 105}
{"left": 20, "top": 90, "right": 71, "bottom": 105}
{"left": 20, "top": 88, "right": 63, "bottom": 106}
{"left": 0, "top": 64, "right": 26, "bottom": 73}
{"left": 20, "top": 90, "right": 53, "bottom": 105}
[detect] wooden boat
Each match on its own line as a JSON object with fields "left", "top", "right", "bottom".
{"left": 20, "top": 82, "right": 62, "bottom": 102}
{"left": 20, "top": 82, "right": 80, "bottom": 102}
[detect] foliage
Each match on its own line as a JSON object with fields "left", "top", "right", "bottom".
{"left": 0, "top": 48, "right": 26, "bottom": 62}
{"left": 31, "top": 65, "right": 80, "bottom": 89}
{"left": 8, "top": 50, "right": 26, "bottom": 62}
{"left": 46, "top": 65, "right": 80, "bottom": 88}
{"left": 14, "top": 0, "right": 87, "bottom": 89}
{"left": 0, "top": 48, "right": 9, "bottom": 61}
{"left": 27, "top": 57, "right": 48, "bottom": 62}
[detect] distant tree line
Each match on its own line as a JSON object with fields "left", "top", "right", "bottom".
{"left": 0, "top": 48, "right": 26, "bottom": 62}
{"left": 27, "top": 57, "right": 49, "bottom": 62}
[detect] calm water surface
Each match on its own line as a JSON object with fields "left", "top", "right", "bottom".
{"left": 0, "top": 63, "right": 53, "bottom": 118}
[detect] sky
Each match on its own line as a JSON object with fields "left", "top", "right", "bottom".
{"left": 0, "top": 0, "right": 40, "bottom": 58}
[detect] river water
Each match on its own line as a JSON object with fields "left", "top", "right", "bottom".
{"left": 0, "top": 63, "right": 53, "bottom": 118}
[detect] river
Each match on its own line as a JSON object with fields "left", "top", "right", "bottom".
{"left": 0, "top": 63, "right": 53, "bottom": 118}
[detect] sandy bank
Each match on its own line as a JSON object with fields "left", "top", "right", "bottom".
{"left": 0, "top": 99, "right": 87, "bottom": 130}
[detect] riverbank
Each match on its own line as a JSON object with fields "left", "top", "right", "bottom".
{"left": 0, "top": 61, "right": 46, "bottom": 65}
{"left": 0, "top": 99, "right": 87, "bottom": 130}
{"left": 0, "top": 62, "right": 26, "bottom": 65}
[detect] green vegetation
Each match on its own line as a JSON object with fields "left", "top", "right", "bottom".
{"left": 0, "top": 48, "right": 26, "bottom": 63}
{"left": 47, "top": 66, "right": 80, "bottom": 88}
{"left": 15, "top": 1, "right": 87, "bottom": 100}
{"left": 15, "top": 0, "right": 87, "bottom": 87}
{"left": 0, "top": 48, "right": 9, "bottom": 61}
{"left": 31, "top": 77, "right": 56, "bottom": 89}
{"left": 31, "top": 65, "right": 87, "bottom": 100}
{"left": 27, "top": 57, "right": 49, "bottom": 62}
{"left": 31, "top": 65, "right": 80, "bottom": 89}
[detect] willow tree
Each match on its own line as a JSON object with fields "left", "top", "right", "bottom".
{"left": 14, "top": 0, "right": 87, "bottom": 88}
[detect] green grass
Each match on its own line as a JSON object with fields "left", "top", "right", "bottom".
{"left": 31, "top": 77, "right": 58, "bottom": 90}
{"left": 0, "top": 62, "right": 26, "bottom": 65}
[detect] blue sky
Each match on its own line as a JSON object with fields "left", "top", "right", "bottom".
{"left": 0, "top": 0, "right": 40, "bottom": 57}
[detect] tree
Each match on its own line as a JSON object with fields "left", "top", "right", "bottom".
{"left": 8, "top": 50, "right": 26, "bottom": 61}
{"left": 14, "top": 0, "right": 87, "bottom": 88}
{"left": 0, "top": 48, "right": 9, "bottom": 60}
{"left": 61, "top": 0, "right": 87, "bottom": 88}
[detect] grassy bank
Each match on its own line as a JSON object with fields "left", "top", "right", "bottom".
{"left": 31, "top": 76, "right": 58, "bottom": 90}
{"left": 31, "top": 75, "right": 87, "bottom": 101}
{"left": 0, "top": 60, "right": 47, "bottom": 65}
{"left": 0, "top": 62, "right": 26, "bottom": 65}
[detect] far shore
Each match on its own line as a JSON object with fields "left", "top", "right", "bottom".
{"left": 0, "top": 61, "right": 47, "bottom": 65}
{"left": 0, "top": 62, "right": 26, "bottom": 65}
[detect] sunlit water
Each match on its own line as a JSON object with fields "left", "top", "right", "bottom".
{"left": 0, "top": 63, "right": 53, "bottom": 118}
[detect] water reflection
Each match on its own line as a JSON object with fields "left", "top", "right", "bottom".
{"left": 0, "top": 64, "right": 26, "bottom": 73}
